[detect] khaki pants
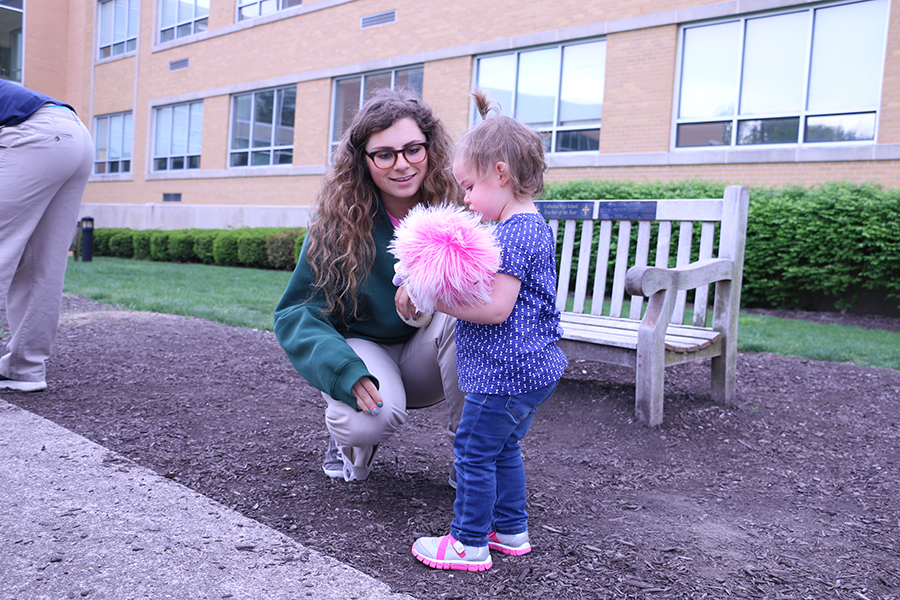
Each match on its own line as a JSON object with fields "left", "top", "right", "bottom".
{"left": 324, "top": 311, "right": 463, "bottom": 480}
{"left": 0, "top": 106, "right": 94, "bottom": 383}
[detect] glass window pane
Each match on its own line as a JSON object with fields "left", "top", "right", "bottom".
{"left": 251, "top": 150, "right": 271, "bottom": 166}
{"left": 275, "top": 88, "right": 295, "bottom": 146}
{"left": 171, "top": 156, "right": 184, "bottom": 169}
{"left": 176, "top": 23, "right": 192, "bottom": 37}
{"left": 194, "top": 17, "right": 207, "bottom": 33}
{"left": 155, "top": 106, "right": 172, "bottom": 156}
{"left": 559, "top": 41, "right": 605, "bottom": 126}
{"left": 516, "top": 47, "right": 559, "bottom": 127}
{"left": 679, "top": 21, "right": 741, "bottom": 119}
{"left": 114, "top": 0, "right": 127, "bottom": 43}
{"left": 232, "top": 94, "right": 252, "bottom": 150}
{"left": 231, "top": 152, "right": 248, "bottom": 167}
{"left": 160, "top": 0, "right": 177, "bottom": 28}
{"left": 394, "top": 67, "right": 423, "bottom": 96}
{"left": 109, "top": 114, "right": 122, "bottom": 160}
{"left": 123, "top": 113, "right": 132, "bottom": 159}
{"left": 283, "top": 0, "right": 303, "bottom": 7}
{"left": 128, "top": 0, "right": 138, "bottom": 39}
{"left": 196, "top": 0, "right": 209, "bottom": 18}
{"left": 676, "top": 121, "right": 732, "bottom": 147}
{"left": 122, "top": 159, "right": 131, "bottom": 172}
{"left": 740, "top": 12, "right": 807, "bottom": 115}
{"left": 477, "top": 54, "right": 515, "bottom": 117}
{"left": 188, "top": 155, "right": 200, "bottom": 169}
{"left": 808, "top": 0, "right": 888, "bottom": 114}
{"left": 275, "top": 149, "right": 293, "bottom": 164}
{"left": 333, "top": 78, "right": 361, "bottom": 143}
{"left": 737, "top": 117, "right": 800, "bottom": 144}
{"left": 363, "top": 72, "right": 392, "bottom": 101}
{"left": 154, "top": 157, "right": 168, "bottom": 170}
{"left": 240, "top": 4, "right": 258, "bottom": 19}
{"left": 188, "top": 102, "right": 203, "bottom": 154}
{"left": 253, "top": 90, "right": 274, "bottom": 148}
{"left": 95, "top": 162, "right": 107, "bottom": 174}
{"left": 95, "top": 117, "right": 109, "bottom": 161}
{"left": 805, "top": 112, "right": 876, "bottom": 142}
{"left": 171, "top": 103, "right": 188, "bottom": 155}
{"left": 260, "top": 0, "right": 276, "bottom": 16}
{"left": 178, "top": 0, "right": 193, "bottom": 22}
{"left": 556, "top": 129, "right": 600, "bottom": 152}
{"left": 160, "top": 28, "right": 174, "bottom": 43}
{"left": 100, "top": 1, "right": 113, "bottom": 48}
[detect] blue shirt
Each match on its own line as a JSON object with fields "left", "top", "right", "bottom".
{"left": 456, "top": 212, "right": 567, "bottom": 394}
{"left": 0, "top": 80, "right": 71, "bottom": 127}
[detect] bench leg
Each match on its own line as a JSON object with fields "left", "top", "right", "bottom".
{"left": 710, "top": 345, "right": 736, "bottom": 406}
{"left": 635, "top": 347, "right": 665, "bottom": 427}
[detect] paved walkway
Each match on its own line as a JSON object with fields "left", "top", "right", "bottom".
{"left": 0, "top": 399, "right": 417, "bottom": 600}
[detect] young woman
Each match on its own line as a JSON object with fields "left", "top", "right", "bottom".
{"left": 275, "top": 89, "right": 465, "bottom": 483}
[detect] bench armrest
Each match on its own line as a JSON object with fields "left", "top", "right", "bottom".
{"left": 625, "top": 258, "right": 734, "bottom": 297}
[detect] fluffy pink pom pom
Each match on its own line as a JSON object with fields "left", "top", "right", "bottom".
{"left": 389, "top": 204, "right": 501, "bottom": 313}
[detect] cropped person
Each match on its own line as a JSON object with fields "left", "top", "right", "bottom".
{"left": 0, "top": 80, "right": 94, "bottom": 392}
{"left": 274, "top": 88, "right": 465, "bottom": 483}
{"left": 411, "top": 91, "right": 567, "bottom": 571}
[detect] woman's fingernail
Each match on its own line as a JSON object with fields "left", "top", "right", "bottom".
{"left": 377, "top": 401, "right": 383, "bottom": 408}
{"left": 366, "top": 408, "right": 372, "bottom": 415}
{"left": 373, "top": 408, "right": 380, "bottom": 415}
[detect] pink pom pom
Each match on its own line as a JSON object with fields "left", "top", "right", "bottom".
{"left": 389, "top": 204, "right": 501, "bottom": 313}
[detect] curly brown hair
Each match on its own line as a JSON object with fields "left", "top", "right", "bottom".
{"left": 306, "top": 88, "right": 462, "bottom": 322}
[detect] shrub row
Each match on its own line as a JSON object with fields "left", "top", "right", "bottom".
{"left": 89, "top": 227, "right": 306, "bottom": 271}
{"left": 542, "top": 180, "right": 900, "bottom": 312}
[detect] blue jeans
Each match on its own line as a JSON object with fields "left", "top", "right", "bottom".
{"left": 450, "top": 381, "right": 559, "bottom": 547}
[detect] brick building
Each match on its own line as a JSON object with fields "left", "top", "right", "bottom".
{"left": 4, "top": 0, "right": 898, "bottom": 228}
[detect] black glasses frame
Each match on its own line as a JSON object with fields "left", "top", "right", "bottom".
{"left": 365, "top": 142, "right": 430, "bottom": 170}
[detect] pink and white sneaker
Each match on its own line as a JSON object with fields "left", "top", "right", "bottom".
{"left": 412, "top": 534, "right": 492, "bottom": 571}
{"left": 487, "top": 529, "right": 531, "bottom": 556}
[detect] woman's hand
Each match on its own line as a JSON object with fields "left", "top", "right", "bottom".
{"left": 394, "top": 285, "right": 424, "bottom": 323}
{"left": 352, "top": 376, "right": 383, "bottom": 416}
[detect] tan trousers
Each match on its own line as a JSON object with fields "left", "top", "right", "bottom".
{"left": 0, "top": 106, "right": 94, "bottom": 383}
{"left": 323, "top": 311, "right": 463, "bottom": 480}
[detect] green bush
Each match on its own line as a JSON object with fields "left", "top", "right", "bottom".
{"left": 133, "top": 230, "right": 154, "bottom": 260}
{"left": 212, "top": 230, "right": 242, "bottom": 266}
{"left": 266, "top": 228, "right": 305, "bottom": 270}
{"left": 193, "top": 230, "right": 220, "bottom": 264}
{"left": 149, "top": 231, "right": 172, "bottom": 262}
{"left": 92, "top": 228, "right": 131, "bottom": 257}
{"left": 237, "top": 229, "right": 275, "bottom": 269}
{"left": 168, "top": 230, "right": 198, "bottom": 263}
{"left": 109, "top": 231, "right": 134, "bottom": 259}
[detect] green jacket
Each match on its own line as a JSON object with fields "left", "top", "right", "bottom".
{"left": 274, "top": 205, "right": 413, "bottom": 409}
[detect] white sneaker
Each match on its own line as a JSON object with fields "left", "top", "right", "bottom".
{"left": 0, "top": 375, "right": 47, "bottom": 392}
{"left": 412, "top": 534, "right": 492, "bottom": 571}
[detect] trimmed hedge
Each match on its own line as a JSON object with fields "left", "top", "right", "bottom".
{"left": 81, "top": 180, "right": 900, "bottom": 313}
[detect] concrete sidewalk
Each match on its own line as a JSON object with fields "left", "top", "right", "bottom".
{"left": 0, "top": 399, "right": 417, "bottom": 600}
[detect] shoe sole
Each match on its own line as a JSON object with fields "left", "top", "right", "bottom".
{"left": 322, "top": 465, "right": 344, "bottom": 478}
{"left": 0, "top": 381, "right": 47, "bottom": 392}
{"left": 412, "top": 545, "right": 492, "bottom": 572}
{"left": 487, "top": 541, "right": 531, "bottom": 556}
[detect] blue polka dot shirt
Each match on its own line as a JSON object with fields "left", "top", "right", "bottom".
{"left": 456, "top": 213, "right": 568, "bottom": 394}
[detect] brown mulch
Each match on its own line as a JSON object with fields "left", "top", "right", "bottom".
{"left": 3, "top": 294, "right": 900, "bottom": 600}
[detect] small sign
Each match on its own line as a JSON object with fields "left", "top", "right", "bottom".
{"left": 536, "top": 201, "right": 594, "bottom": 220}
{"left": 596, "top": 201, "right": 657, "bottom": 220}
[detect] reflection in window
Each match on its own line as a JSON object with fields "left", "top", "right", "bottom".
{"left": 237, "top": 0, "right": 302, "bottom": 21}
{"left": 330, "top": 67, "right": 423, "bottom": 155}
{"left": 160, "top": 0, "right": 209, "bottom": 43}
{"left": 99, "top": 0, "right": 138, "bottom": 59}
{"left": 0, "top": 1, "right": 23, "bottom": 82}
{"left": 231, "top": 86, "right": 295, "bottom": 167}
{"left": 94, "top": 112, "right": 133, "bottom": 174}
{"left": 475, "top": 39, "right": 606, "bottom": 153}
{"left": 675, "top": 0, "right": 888, "bottom": 148}
{"left": 154, "top": 102, "right": 203, "bottom": 171}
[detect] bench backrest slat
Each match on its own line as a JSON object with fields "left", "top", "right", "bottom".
{"left": 537, "top": 196, "right": 738, "bottom": 327}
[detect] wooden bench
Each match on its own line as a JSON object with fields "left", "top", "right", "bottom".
{"left": 535, "top": 185, "right": 750, "bottom": 427}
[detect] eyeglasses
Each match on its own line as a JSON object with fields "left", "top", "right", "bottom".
{"left": 365, "top": 142, "right": 430, "bottom": 170}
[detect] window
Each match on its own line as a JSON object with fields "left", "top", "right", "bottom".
{"left": 99, "top": 0, "right": 138, "bottom": 58}
{"left": 330, "top": 66, "right": 423, "bottom": 154}
{"left": 94, "top": 112, "right": 133, "bottom": 174}
{"left": 230, "top": 86, "right": 295, "bottom": 167}
{"left": 0, "top": 0, "right": 23, "bottom": 82}
{"left": 160, "top": 0, "right": 208, "bottom": 43}
{"left": 237, "top": 0, "right": 301, "bottom": 21}
{"left": 675, "top": 0, "right": 889, "bottom": 148}
{"left": 474, "top": 39, "right": 606, "bottom": 153}
{"left": 153, "top": 101, "right": 203, "bottom": 171}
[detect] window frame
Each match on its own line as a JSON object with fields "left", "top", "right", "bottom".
{"left": 159, "top": 0, "right": 209, "bottom": 44}
{"left": 472, "top": 38, "right": 606, "bottom": 154}
{"left": 94, "top": 111, "right": 133, "bottom": 175}
{"left": 328, "top": 66, "right": 424, "bottom": 157}
{"left": 229, "top": 86, "right": 296, "bottom": 168}
{"left": 98, "top": 0, "right": 138, "bottom": 59}
{"left": 236, "top": 0, "right": 302, "bottom": 22}
{"left": 0, "top": 0, "right": 23, "bottom": 82}
{"left": 152, "top": 101, "right": 203, "bottom": 172}
{"left": 672, "top": 0, "right": 889, "bottom": 150}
